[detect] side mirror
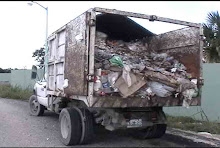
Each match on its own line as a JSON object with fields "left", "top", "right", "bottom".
{"left": 31, "top": 65, "right": 37, "bottom": 79}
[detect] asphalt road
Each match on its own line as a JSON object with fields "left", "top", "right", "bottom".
{"left": 0, "top": 98, "right": 211, "bottom": 147}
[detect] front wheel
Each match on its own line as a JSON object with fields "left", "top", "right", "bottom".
{"left": 29, "top": 95, "right": 45, "bottom": 116}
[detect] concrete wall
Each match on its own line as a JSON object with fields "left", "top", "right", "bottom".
{"left": 164, "top": 63, "right": 220, "bottom": 122}
{"left": 0, "top": 69, "right": 44, "bottom": 89}
{"left": 0, "top": 73, "right": 11, "bottom": 85}
{"left": 11, "top": 70, "right": 35, "bottom": 89}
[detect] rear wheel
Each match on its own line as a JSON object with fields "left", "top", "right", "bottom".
{"left": 154, "top": 124, "right": 167, "bottom": 138}
{"left": 78, "top": 108, "right": 94, "bottom": 145}
{"left": 59, "top": 108, "right": 82, "bottom": 146}
{"left": 59, "top": 107, "right": 95, "bottom": 146}
{"left": 134, "top": 124, "right": 167, "bottom": 139}
{"left": 29, "top": 95, "right": 45, "bottom": 116}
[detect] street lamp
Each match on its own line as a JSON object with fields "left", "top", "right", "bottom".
{"left": 28, "top": 1, "right": 48, "bottom": 80}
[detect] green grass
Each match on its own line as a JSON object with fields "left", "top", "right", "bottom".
{"left": 0, "top": 84, "right": 33, "bottom": 100}
{"left": 166, "top": 115, "right": 220, "bottom": 134}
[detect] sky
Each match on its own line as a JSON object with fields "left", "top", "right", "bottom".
{"left": 0, "top": 1, "right": 219, "bottom": 69}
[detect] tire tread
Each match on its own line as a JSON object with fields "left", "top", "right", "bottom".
{"left": 59, "top": 108, "right": 82, "bottom": 146}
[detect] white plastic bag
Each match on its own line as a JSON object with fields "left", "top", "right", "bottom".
{"left": 63, "top": 79, "right": 69, "bottom": 88}
{"left": 182, "top": 89, "right": 196, "bottom": 100}
{"left": 122, "top": 65, "right": 132, "bottom": 87}
{"left": 182, "top": 88, "right": 198, "bottom": 108}
{"left": 148, "top": 81, "right": 175, "bottom": 97}
{"left": 182, "top": 99, "right": 189, "bottom": 108}
{"left": 108, "top": 72, "right": 120, "bottom": 88}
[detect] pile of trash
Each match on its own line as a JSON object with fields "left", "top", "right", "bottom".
{"left": 94, "top": 31, "right": 198, "bottom": 108}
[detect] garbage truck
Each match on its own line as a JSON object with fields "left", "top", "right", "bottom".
{"left": 30, "top": 7, "right": 204, "bottom": 146}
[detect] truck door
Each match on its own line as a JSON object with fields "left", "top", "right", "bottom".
{"left": 148, "top": 26, "right": 203, "bottom": 105}
{"left": 64, "top": 12, "right": 90, "bottom": 96}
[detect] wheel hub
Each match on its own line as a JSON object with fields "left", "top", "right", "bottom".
{"left": 61, "top": 115, "right": 69, "bottom": 139}
{"left": 31, "top": 100, "right": 39, "bottom": 112}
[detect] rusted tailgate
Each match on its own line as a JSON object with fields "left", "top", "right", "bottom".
{"left": 64, "top": 12, "right": 89, "bottom": 96}
{"left": 149, "top": 27, "right": 201, "bottom": 79}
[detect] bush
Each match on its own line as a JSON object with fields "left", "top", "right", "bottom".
{"left": 0, "top": 84, "right": 33, "bottom": 100}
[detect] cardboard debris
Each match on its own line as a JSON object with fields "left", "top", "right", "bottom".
{"left": 114, "top": 73, "right": 147, "bottom": 98}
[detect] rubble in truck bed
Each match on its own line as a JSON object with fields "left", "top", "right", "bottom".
{"left": 94, "top": 31, "right": 198, "bottom": 108}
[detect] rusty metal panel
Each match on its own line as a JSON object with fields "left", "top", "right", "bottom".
{"left": 199, "top": 25, "right": 204, "bottom": 91}
{"left": 48, "top": 38, "right": 56, "bottom": 62}
{"left": 57, "top": 30, "right": 66, "bottom": 61}
{"left": 94, "top": 7, "right": 200, "bottom": 28}
{"left": 148, "top": 27, "right": 201, "bottom": 78}
{"left": 91, "top": 96, "right": 200, "bottom": 108}
{"left": 48, "top": 35, "right": 57, "bottom": 91}
{"left": 87, "top": 9, "right": 96, "bottom": 106}
{"left": 64, "top": 12, "right": 89, "bottom": 96}
{"left": 47, "top": 29, "right": 66, "bottom": 94}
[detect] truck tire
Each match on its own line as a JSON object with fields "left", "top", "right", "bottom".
{"left": 29, "top": 95, "right": 45, "bottom": 116}
{"left": 135, "top": 125, "right": 157, "bottom": 139}
{"left": 133, "top": 124, "right": 167, "bottom": 139}
{"left": 78, "top": 108, "right": 94, "bottom": 145}
{"left": 154, "top": 124, "right": 167, "bottom": 138}
{"left": 59, "top": 108, "right": 82, "bottom": 146}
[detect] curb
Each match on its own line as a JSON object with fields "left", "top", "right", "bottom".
{"left": 166, "top": 127, "right": 220, "bottom": 147}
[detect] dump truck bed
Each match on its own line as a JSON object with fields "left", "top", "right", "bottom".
{"left": 46, "top": 7, "right": 203, "bottom": 108}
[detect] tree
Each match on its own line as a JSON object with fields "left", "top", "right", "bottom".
{"left": 0, "top": 68, "right": 11, "bottom": 73}
{"left": 0, "top": 68, "right": 19, "bottom": 73}
{"left": 32, "top": 47, "right": 45, "bottom": 69}
{"left": 203, "top": 11, "right": 220, "bottom": 63}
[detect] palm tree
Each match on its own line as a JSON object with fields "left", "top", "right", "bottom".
{"left": 203, "top": 11, "right": 220, "bottom": 63}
